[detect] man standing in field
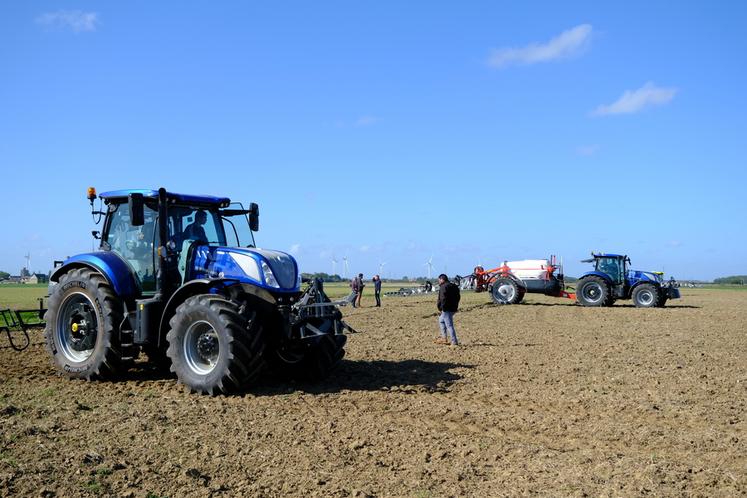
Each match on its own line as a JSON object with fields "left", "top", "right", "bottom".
{"left": 354, "top": 273, "right": 365, "bottom": 307}
{"left": 350, "top": 273, "right": 365, "bottom": 308}
{"left": 435, "top": 273, "right": 460, "bottom": 346}
{"left": 373, "top": 275, "right": 382, "bottom": 307}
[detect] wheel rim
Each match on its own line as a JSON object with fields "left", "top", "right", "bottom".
{"left": 56, "top": 292, "right": 98, "bottom": 363}
{"left": 183, "top": 320, "right": 220, "bottom": 375}
{"left": 581, "top": 282, "right": 604, "bottom": 303}
{"left": 638, "top": 289, "right": 654, "bottom": 306}
{"left": 495, "top": 283, "right": 515, "bottom": 303}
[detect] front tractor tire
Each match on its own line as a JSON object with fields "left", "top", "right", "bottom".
{"left": 632, "top": 284, "right": 660, "bottom": 308}
{"left": 490, "top": 277, "right": 525, "bottom": 305}
{"left": 166, "top": 295, "right": 266, "bottom": 395}
{"left": 44, "top": 268, "right": 133, "bottom": 380}
{"left": 268, "top": 320, "right": 347, "bottom": 381}
{"left": 576, "top": 276, "right": 613, "bottom": 307}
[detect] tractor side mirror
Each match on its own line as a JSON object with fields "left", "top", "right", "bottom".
{"left": 129, "top": 193, "right": 145, "bottom": 227}
{"left": 249, "top": 202, "right": 259, "bottom": 232}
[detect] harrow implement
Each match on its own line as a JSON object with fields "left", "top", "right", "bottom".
{"left": 0, "top": 298, "right": 47, "bottom": 352}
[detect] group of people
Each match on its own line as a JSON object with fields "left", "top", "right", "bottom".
{"left": 349, "top": 272, "right": 461, "bottom": 347}
{"left": 349, "top": 273, "right": 383, "bottom": 308}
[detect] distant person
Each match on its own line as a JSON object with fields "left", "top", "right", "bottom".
{"left": 434, "top": 273, "right": 460, "bottom": 346}
{"left": 350, "top": 274, "right": 360, "bottom": 308}
{"left": 373, "top": 275, "right": 382, "bottom": 307}
{"left": 184, "top": 210, "right": 208, "bottom": 242}
{"left": 352, "top": 273, "right": 365, "bottom": 307}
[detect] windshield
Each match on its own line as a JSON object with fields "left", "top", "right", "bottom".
{"left": 221, "top": 202, "right": 256, "bottom": 248}
{"left": 597, "top": 257, "right": 623, "bottom": 283}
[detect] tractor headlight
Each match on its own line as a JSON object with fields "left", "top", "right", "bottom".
{"left": 260, "top": 260, "right": 280, "bottom": 288}
{"left": 230, "top": 253, "right": 261, "bottom": 281}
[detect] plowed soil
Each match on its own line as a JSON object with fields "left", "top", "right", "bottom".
{"left": 1, "top": 289, "right": 745, "bottom": 497}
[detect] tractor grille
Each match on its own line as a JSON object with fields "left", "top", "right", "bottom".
{"left": 261, "top": 250, "right": 297, "bottom": 289}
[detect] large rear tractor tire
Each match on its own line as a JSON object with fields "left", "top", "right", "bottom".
{"left": 166, "top": 295, "right": 266, "bottom": 394}
{"left": 490, "top": 277, "right": 525, "bottom": 305}
{"left": 44, "top": 268, "right": 133, "bottom": 380}
{"left": 632, "top": 284, "right": 660, "bottom": 308}
{"left": 268, "top": 319, "right": 347, "bottom": 381}
{"left": 576, "top": 276, "right": 613, "bottom": 307}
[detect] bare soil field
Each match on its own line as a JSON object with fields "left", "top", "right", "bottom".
{"left": 1, "top": 289, "right": 745, "bottom": 497}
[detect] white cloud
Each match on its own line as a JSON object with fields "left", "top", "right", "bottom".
{"left": 354, "top": 116, "right": 379, "bottom": 127}
{"left": 488, "top": 24, "right": 592, "bottom": 68}
{"left": 36, "top": 10, "right": 99, "bottom": 32}
{"left": 359, "top": 245, "right": 370, "bottom": 252}
{"left": 576, "top": 144, "right": 600, "bottom": 156}
{"left": 592, "top": 82, "right": 677, "bottom": 116}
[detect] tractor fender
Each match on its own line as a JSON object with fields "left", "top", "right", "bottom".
{"left": 629, "top": 279, "right": 661, "bottom": 291}
{"left": 50, "top": 252, "right": 139, "bottom": 300}
{"left": 578, "top": 271, "right": 614, "bottom": 284}
{"left": 158, "top": 279, "right": 278, "bottom": 345}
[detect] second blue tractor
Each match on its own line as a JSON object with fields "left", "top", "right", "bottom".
{"left": 575, "top": 253, "right": 680, "bottom": 307}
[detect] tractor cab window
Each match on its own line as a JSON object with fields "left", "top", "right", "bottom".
{"left": 221, "top": 202, "right": 256, "bottom": 248}
{"left": 178, "top": 208, "right": 225, "bottom": 246}
{"left": 597, "top": 258, "right": 623, "bottom": 283}
{"left": 105, "top": 202, "right": 159, "bottom": 292}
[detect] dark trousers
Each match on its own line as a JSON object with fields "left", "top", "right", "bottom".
{"left": 374, "top": 291, "right": 381, "bottom": 307}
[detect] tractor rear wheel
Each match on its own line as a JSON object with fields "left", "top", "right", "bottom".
{"left": 166, "top": 295, "right": 266, "bottom": 394}
{"left": 44, "top": 268, "right": 133, "bottom": 380}
{"left": 490, "top": 277, "right": 524, "bottom": 305}
{"left": 632, "top": 284, "right": 659, "bottom": 308}
{"left": 576, "top": 276, "right": 612, "bottom": 307}
{"left": 268, "top": 320, "right": 347, "bottom": 381}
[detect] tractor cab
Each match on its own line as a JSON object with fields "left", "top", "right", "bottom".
{"left": 95, "top": 190, "right": 261, "bottom": 296}
{"left": 590, "top": 254, "right": 629, "bottom": 286}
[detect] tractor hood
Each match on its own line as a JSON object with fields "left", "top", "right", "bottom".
{"left": 627, "top": 270, "right": 663, "bottom": 283}
{"left": 191, "top": 246, "right": 301, "bottom": 292}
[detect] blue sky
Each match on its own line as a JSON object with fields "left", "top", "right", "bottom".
{"left": 1, "top": 2, "right": 745, "bottom": 280}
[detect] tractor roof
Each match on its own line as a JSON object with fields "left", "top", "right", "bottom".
{"left": 99, "top": 189, "right": 231, "bottom": 207}
{"left": 595, "top": 253, "right": 626, "bottom": 258}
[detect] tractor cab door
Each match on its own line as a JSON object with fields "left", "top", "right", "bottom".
{"left": 169, "top": 207, "right": 227, "bottom": 284}
{"left": 596, "top": 257, "right": 625, "bottom": 285}
{"left": 105, "top": 202, "right": 160, "bottom": 293}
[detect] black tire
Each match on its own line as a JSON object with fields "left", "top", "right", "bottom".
{"left": 576, "top": 276, "right": 612, "bottom": 307}
{"left": 166, "top": 295, "right": 266, "bottom": 394}
{"left": 632, "top": 284, "right": 660, "bottom": 308}
{"left": 267, "top": 320, "right": 347, "bottom": 381}
{"left": 490, "top": 277, "right": 524, "bottom": 305}
{"left": 142, "top": 344, "right": 172, "bottom": 373}
{"left": 44, "top": 268, "right": 132, "bottom": 380}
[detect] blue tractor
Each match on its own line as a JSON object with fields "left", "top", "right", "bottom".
{"left": 575, "top": 253, "right": 681, "bottom": 308}
{"left": 45, "top": 188, "right": 354, "bottom": 394}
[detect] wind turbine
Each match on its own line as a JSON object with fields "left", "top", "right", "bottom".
{"left": 378, "top": 261, "right": 387, "bottom": 275}
{"left": 425, "top": 255, "right": 434, "bottom": 279}
{"left": 343, "top": 256, "right": 350, "bottom": 279}
{"left": 24, "top": 253, "right": 31, "bottom": 274}
{"left": 331, "top": 255, "right": 338, "bottom": 276}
